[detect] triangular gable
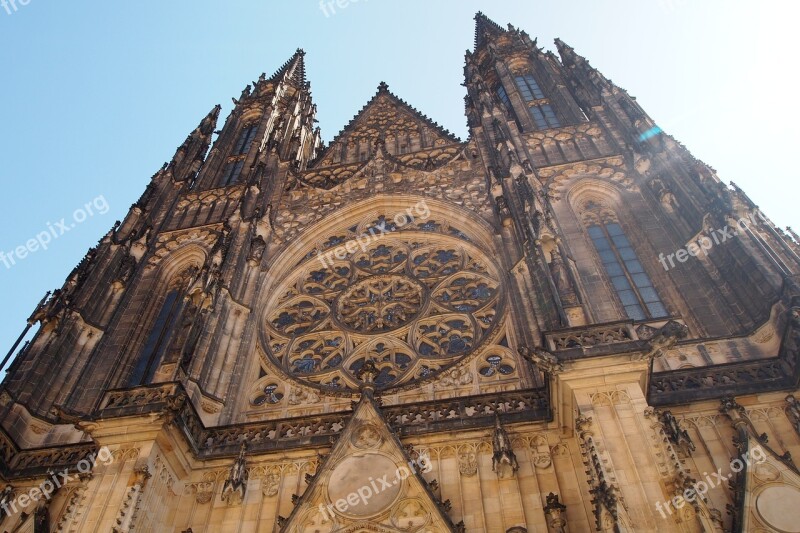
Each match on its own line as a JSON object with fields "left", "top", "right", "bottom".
{"left": 739, "top": 434, "right": 800, "bottom": 532}
{"left": 279, "top": 389, "right": 460, "bottom": 532}
{"left": 312, "top": 82, "right": 461, "bottom": 168}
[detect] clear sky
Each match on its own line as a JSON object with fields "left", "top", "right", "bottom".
{"left": 1, "top": 1, "right": 799, "bottom": 371}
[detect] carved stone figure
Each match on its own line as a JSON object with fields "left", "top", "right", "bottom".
{"left": 786, "top": 395, "right": 800, "bottom": 436}
{"left": 660, "top": 410, "right": 695, "bottom": 455}
{"left": 492, "top": 415, "right": 519, "bottom": 477}
{"left": 544, "top": 492, "right": 567, "bottom": 533}
{"left": 458, "top": 451, "right": 478, "bottom": 476}
{"left": 221, "top": 444, "right": 248, "bottom": 505}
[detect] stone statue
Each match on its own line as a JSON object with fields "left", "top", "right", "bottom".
{"left": 492, "top": 414, "right": 519, "bottom": 477}
{"left": 549, "top": 250, "right": 571, "bottom": 294}
{"left": 221, "top": 443, "right": 248, "bottom": 504}
{"left": 660, "top": 410, "right": 695, "bottom": 454}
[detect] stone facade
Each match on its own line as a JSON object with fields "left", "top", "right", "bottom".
{"left": 2, "top": 12, "right": 800, "bottom": 533}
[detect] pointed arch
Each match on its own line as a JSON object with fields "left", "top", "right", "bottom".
{"left": 127, "top": 243, "right": 208, "bottom": 386}
{"left": 567, "top": 180, "right": 669, "bottom": 321}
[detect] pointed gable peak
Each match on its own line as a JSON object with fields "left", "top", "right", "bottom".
{"left": 270, "top": 48, "right": 308, "bottom": 87}
{"left": 474, "top": 11, "right": 506, "bottom": 50}
{"left": 278, "top": 390, "right": 462, "bottom": 532}
{"left": 311, "top": 82, "right": 461, "bottom": 168}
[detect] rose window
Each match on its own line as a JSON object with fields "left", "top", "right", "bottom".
{"left": 261, "top": 235, "right": 503, "bottom": 391}
{"left": 334, "top": 275, "right": 425, "bottom": 333}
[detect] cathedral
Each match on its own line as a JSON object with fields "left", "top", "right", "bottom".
{"left": 3, "top": 12, "right": 800, "bottom": 533}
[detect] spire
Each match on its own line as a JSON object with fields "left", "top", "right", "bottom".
{"left": 198, "top": 104, "right": 222, "bottom": 136}
{"left": 554, "top": 38, "right": 583, "bottom": 68}
{"left": 168, "top": 104, "right": 221, "bottom": 181}
{"left": 270, "top": 48, "right": 307, "bottom": 87}
{"left": 554, "top": 37, "right": 610, "bottom": 108}
{"left": 474, "top": 11, "right": 506, "bottom": 50}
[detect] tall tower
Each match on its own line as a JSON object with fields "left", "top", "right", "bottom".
{"left": 2, "top": 14, "right": 800, "bottom": 533}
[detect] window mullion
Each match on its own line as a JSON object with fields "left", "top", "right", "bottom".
{"left": 601, "top": 224, "right": 650, "bottom": 318}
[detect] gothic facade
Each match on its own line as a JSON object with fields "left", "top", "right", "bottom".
{"left": 2, "top": 12, "right": 800, "bottom": 533}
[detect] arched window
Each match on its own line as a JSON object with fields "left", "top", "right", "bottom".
{"left": 497, "top": 85, "right": 513, "bottom": 112}
{"left": 582, "top": 202, "right": 668, "bottom": 320}
{"left": 514, "top": 74, "right": 560, "bottom": 129}
{"left": 220, "top": 159, "right": 245, "bottom": 187}
{"left": 232, "top": 123, "right": 258, "bottom": 156}
{"left": 514, "top": 74, "right": 545, "bottom": 100}
{"left": 128, "top": 288, "right": 185, "bottom": 385}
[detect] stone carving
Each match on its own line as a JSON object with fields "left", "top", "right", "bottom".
{"left": 576, "top": 413, "right": 621, "bottom": 532}
{"left": 112, "top": 466, "right": 150, "bottom": 533}
{"left": 458, "top": 451, "right": 478, "bottom": 476}
{"left": 102, "top": 382, "right": 180, "bottom": 411}
{"left": 549, "top": 324, "right": 633, "bottom": 350}
{"left": 114, "top": 252, "right": 137, "bottom": 288}
{"left": 192, "top": 481, "right": 214, "bottom": 504}
{"left": 54, "top": 478, "right": 92, "bottom": 533}
{"left": 549, "top": 249, "right": 578, "bottom": 305}
{"left": 200, "top": 399, "right": 222, "bottom": 414}
{"left": 638, "top": 321, "right": 689, "bottom": 362}
{"left": 518, "top": 345, "right": 563, "bottom": 374}
{"left": 263, "top": 236, "right": 502, "bottom": 391}
{"left": 530, "top": 435, "right": 553, "bottom": 469}
{"left": 89, "top": 383, "right": 549, "bottom": 460}
{"left": 435, "top": 366, "right": 474, "bottom": 388}
{"left": 262, "top": 473, "right": 280, "bottom": 497}
{"left": 351, "top": 424, "right": 383, "bottom": 449}
{"left": 287, "top": 387, "right": 321, "bottom": 406}
{"left": 35, "top": 496, "right": 51, "bottom": 532}
{"left": 221, "top": 444, "right": 248, "bottom": 505}
{"left": 785, "top": 394, "right": 800, "bottom": 437}
{"left": 391, "top": 499, "right": 428, "bottom": 530}
{"left": 650, "top": 355, "right": 792, "bottom": 405}
{"left": 660, "top": 410, "right": 695, "bottom": 455}
{"left": 491, "top": 415, "right": 519, "bottom": 478}
{"left": 544, "top": 492, "right": 567, "bottom": 533}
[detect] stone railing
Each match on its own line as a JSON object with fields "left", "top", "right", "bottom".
{"left": 174, "top": 385, "right": 551, "bottom": 458}
{"left": 648, "top": 307, "right": 800, "bottom": 405}
{"left": 544, "top": 318, "right": 683, "bottom": 354}
{"left": 99, "top": 382, "right": 181, "bottom": 414}
{"left": 648, "top": 356, "right": 795, "bottom": 406}
{"left": 0, "top": 426, "right": 97, "bottom": 479}
{"left": 385, "top": 387, "right": 550, "bottom": 436}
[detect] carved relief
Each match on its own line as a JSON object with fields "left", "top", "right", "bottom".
{"left": 261, "top": 234, "right": 503, "bottom": 392}
{"left": 351, "top": 424, "right": 384, "bottom": 450}
{"left": 458, "top": 451, "right": 478, "bottom": 476}
{"left": 529, "top": 435, "right": 552, "bottom": 469}
{"left": 391, "top": 498, "right": 429, "bottom": 530}
{"left": 262, "top": 474, "right": 280, "bottom": 497}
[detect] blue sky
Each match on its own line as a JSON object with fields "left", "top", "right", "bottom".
{"left": 1, "top": 1, "right": 798, "bottom": 370}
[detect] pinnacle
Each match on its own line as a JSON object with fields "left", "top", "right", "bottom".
{"left": 474, "top": 11, "right": 506, "bottom": 50}
{"left": 269, "top": 48, "right": 307, "bottom": 86}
